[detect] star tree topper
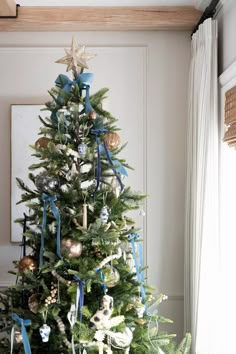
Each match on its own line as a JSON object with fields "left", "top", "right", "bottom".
{"left": 56, "top": 37, "right": 96, "bottom": 76}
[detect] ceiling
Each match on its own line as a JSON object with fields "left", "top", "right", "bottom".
{"left": 17, "top": 0, "right": 209, "bottom": 10}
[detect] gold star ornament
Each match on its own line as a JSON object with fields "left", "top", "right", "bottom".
{"left": 56, "top": 37, "right": 96, "bottom": 76}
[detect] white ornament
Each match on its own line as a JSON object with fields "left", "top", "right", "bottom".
{"left": 67, "top": 304, "right": 77, "bottom": 327}
{"left": 90, "top": 295, "right": 124, "bottom": 330}
{"left": 49, "top": 221, "right": 56, "bottom": 234}
{"left": 135, "top": 304, "right": 145, "bottom": 318}
{"left": 39, "top": 323, "right": 51, "bottom": 342}
{"left": 95, "top": 330, "right": 106, "bottom": 342}
{"left": 61, "top": 184, "right": 70, "bottom": 192}
{"left": 81, "top": 179, "right": 96, "bottom": 190}
{"left": 126, "top": 253, "right": 136, "bottom": 276}
{"left": 100, "top": 206, "right": 109, "bottom": 225}
{"left": 80, "top": 163, "right": 92, "bottom": 174}
{"left": 78, "top": 142, "right": 87, "bottom": 158}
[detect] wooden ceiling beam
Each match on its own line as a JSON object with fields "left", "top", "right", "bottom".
{"left": 0, "top": 6, "right": 202, "bottom": 31}
{"left": 0, "top": 0, "right": 17, "bottom": 18}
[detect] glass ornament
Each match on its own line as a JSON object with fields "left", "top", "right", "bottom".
{"left": 103, "top": 265, "right": 120, "bottom": 288}
{"left": 100, "top": 206, "right": 109, "bottom": 225}
{"left": 35, "top": 171, "right": 59, "bottom": 192}
{"left": 78, "top": 142, "right": 88, "bottom": 158}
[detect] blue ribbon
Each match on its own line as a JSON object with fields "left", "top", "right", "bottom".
{"left": 40, "top": 194, "right": 61, "bottom": 267}
{"left": 73, "top": 275, "right": 86, "bottom": 322}
{"left": 128, "top": 233, "right": 146, "bottom": 303}
{"left": 11, "top": 313, "right": 32, "bottom": 354}
{"left": 55, "top": 73, "right": 94, "bottom": 113}
{"left": 96, "top": 268, "right": 107, "bottom": 294}
{"left": 91, "top": 128, "right": 127, "bottom": 194}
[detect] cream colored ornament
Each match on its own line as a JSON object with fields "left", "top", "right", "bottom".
{"left": 56, "top": 37, "right": 96, "bottom": 75}
{"left": 61, "top": 237, "right": 83, "bottom": 258}
{"left": 14, "top": 330, "right": 23, "bottom": 344}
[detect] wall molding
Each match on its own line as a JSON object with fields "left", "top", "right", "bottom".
{"left": 0, "top": 6, "right": 202, "bottom": 32}
{"left": 195, "top": 0, "right": 211, "bottom": 10}
{"left": 219, "top": 60, "right": 236, "bottom": 88}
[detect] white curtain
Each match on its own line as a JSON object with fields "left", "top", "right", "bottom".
{"left": 184, "top": 18, "right": 219, "bottom": 354}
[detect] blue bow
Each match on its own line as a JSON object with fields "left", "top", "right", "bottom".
{"left": 55, "top": 73, "right": 94, "bottom": 113}
{"left": 40, "top": 194, "right": 61, "bottom": 267}
{"left": 73, "top": 275, "right": 86, "bottom": 322}
{"left": 11, "top": 313, "right": 32, "bottom": 354}
{"left": 128, "top": 233, "right": 146, "bottom": 303}
{"left": 91, "top": 128, "right": 127, "bottom": 194}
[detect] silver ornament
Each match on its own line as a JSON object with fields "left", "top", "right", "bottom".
{"left": 47, "top": 177, "right": 59, "bottom": 190}
{"left": 39, "top": 323, "right": 51, "bottom": 342}
{"left": 78, "top": 143, "right": 87, "bottom": 158}
{"left": 110, "top": 327, "right": 133, "bottom": 349}
{"left": 35, "top": 171, "right": 59, "bottom": 192}
{"left": 100, "top": 206, "right": 109, "bottom": 225}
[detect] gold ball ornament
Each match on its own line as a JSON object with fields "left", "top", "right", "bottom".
{"left": 88, "top": 111, "right": 97, "bottom": 120}
{"left": 135, "top": 318, "right": 146, "bottom": 326}
{"left": 104, "top": 132, "right": 121, "bottom": 150}
{"left": 18, "top": 256, "right": 37, "bottom": 273}
{"left": 103, "top": 265, "right": 120, "bottom": 288}
{"left": 35, "top": 137, "right": 50, "bottom": 149}
{"left": 61, "top": 237, "right": 83, "bottom": 259}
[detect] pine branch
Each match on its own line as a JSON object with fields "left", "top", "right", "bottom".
{"left": 15, "top": 178, "right": 36, "bottom": 196}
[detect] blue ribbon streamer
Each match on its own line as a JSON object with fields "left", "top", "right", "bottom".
{"left": 73, "top": 275, "right": 86, "bottom": 322}
{"left": 96, "top": 268, "right": 107, "bottom": 294}
{"left": 11, "top": 313, "right": 32, "bottom": 354}
{"left": 128, "top": 233, "right": 146, "bottom": 303}
{"left": 40, "top": 194, "right": 61, "bottom": 267}
{"left": 91, "top": 128, "right": 127, "bottom": 194}
{"left": 55, "top": 73, "right": 94, "bottom": 113}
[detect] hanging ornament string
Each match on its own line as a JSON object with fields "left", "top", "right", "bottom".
{"left": 147, "top": 309, "right": 160, "bottom": 353}
{"left": 54, "top": 73, "right": 94, "bottom": 113}
{"left": 96, "top": 269, "right": 107, "bottom": 294}
{"left": 40, "top": 194, "right": 61, "bottom": 267}
{"left": 57, "top": 108, "right": 69, "bottom": 145}
{"left": 11, "top": 313, "right": 32, "bottom": 354}
{"left": 82, "top": 194, "right": 88, "bottom": 230}
{"left": 91, "top": 128, "right": 126, "bottom": 195}
{"left": 128, "top": 233, "right": 146, "bottom": 303}
{"left": 73, "top": 275, "right": 86, "bottom": 322}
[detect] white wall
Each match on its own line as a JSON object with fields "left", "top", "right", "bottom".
{"left": 218, "top": 0, "right": 236, "bottom": 73}
{"left": 0, "top": 31, "right": 190, "bottom": 340}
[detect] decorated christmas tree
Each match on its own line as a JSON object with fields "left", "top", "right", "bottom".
{"left": 0, "top": 38, "right": 191, "bottom": 354}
